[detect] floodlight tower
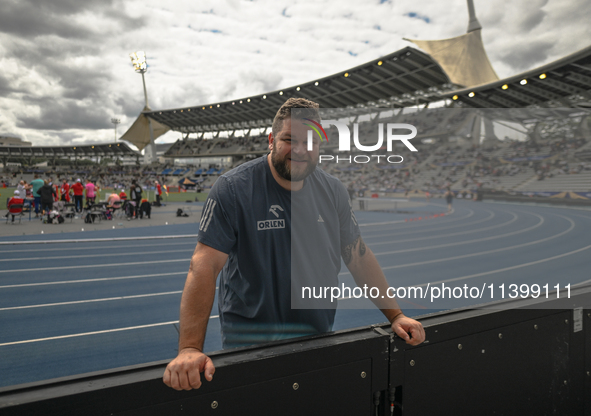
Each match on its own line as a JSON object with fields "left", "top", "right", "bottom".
{"left": 111, "top": 118, "right": 121, "bottom": 140}
{"left": 129, "top": 51, "right": 156, "bottom": 163}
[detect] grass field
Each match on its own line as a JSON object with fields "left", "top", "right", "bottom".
{"left": 1, "top": 187, "right": 208, "bottom": 210}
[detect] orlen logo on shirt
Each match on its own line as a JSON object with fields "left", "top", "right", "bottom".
{"left": 257, "top": 219, "right": 285, "bottom": 230}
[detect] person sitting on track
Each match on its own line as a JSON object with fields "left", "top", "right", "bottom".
{"left": 5, "top": 190, "right": 24, "bottom": 223}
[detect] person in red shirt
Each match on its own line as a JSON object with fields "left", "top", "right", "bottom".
{"left": 60, "top": 179, "right": 71, "bottom": 202}
{"left": 49, "top": 178, "right": 59, "bottom": 202}
{"left": 155, "top": 180, "right": 162, "bottom": 206}
{"left": 6, "top": 190, "right": 24, "bottom": 223}
{"left": 71, "top": 179, "right": 85, "bottom": 213}
{"left": 119, "top": 189, "right": 127, "bottom": 200}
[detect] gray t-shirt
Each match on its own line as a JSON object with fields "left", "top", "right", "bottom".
{"left": 198, "top": 156, "right": 360, "bottom": 347}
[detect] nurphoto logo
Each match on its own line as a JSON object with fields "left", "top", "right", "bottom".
{"left": 307, "top": 120, "right": 418, "bottom": 164}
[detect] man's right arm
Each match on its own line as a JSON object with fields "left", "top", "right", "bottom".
{"left": 163, "top": 242, "right": 228, "bottom": 391}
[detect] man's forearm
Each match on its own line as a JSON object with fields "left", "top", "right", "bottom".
{"left": 178, "top": 255, "right": 218, "bottom": 352}
{"left": 346, "top": 241, "right": 404, "bottom": 322}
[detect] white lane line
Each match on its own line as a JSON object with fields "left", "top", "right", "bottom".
{"left": 364, "top": 208, "right": 478, "bottom": 238}
{"left": 0, "top": 258, "right": 188, "bottom": 274}
{"left": 368, "top": 210, "right": 517, "bottom": 246}
{"left": 0, "top": 315, "right": 220, "bottom": 347}
{"left": 0, "top": 234, "right": 199, "bottom": 246}
{"left": 414, "top": 243, "right": 591, "bottom": 288}
{"left": 0, "top": 248, "right": 193, "bottom": 263}
{"left": 361, "top": 208, "right": 474, "bottom": 232}
{"left": 339, "top": 213, "right": 576, "bottom": 275}
{"left": 0, "top": 240, "right": 196, "bottom": 255}
{"left": 0, "top": 272, "right": 186, "bottom": 289}
{"left": 0, "top": 291, "right": 183, "bottom": 311}
{"left": 372, "top": 212, "right": 545, "bottom": 254}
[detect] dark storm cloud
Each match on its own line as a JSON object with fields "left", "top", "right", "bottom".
{"left": 115, "top": 96, "right": 145, "bottom": 119}
{"left": 517, "top": 6, "right": 547, "bottom": 32}
{"left": 0, "top": 0, "right": 145, "bottom": 40}
{"left": 0, "top": 2, "right": 94, "bottom": 39}
{"left": 0, "top": 0, "right": 147, "bottom": 134}
{"left": 498, "top": 40, "right": 554, "bottom": 72}
{"left": 0, "top": 73, "right": 22, "bottom": 96}
{"left": 17, "top": 97, "right": 114, "bottom": 130}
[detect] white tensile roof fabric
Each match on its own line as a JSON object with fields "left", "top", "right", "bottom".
{"left": 405, "top": 29, "right": 499, "bottom": 88}
{"left": 119, "top": 106, "right": 170, "bottom": 151}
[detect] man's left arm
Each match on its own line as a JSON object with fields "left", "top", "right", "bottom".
{"left": 343, "top": 236, "right": 425, "bottom": 346}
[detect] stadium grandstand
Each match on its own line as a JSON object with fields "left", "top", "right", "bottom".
{"left": 124, "top": 1, "right": 591, "bottom": 202}
{"left": 1, "top": 1, "right": 591, "bottom": 415}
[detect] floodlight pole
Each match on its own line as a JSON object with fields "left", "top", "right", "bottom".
{"left": 140, "top": 72, "right": 157, "bottom": 164}
{"left": 111, "top": 118, "right": 121, "bottom": 141}
{"left": 130, "top": 51, "right": 157, "bottom": 164}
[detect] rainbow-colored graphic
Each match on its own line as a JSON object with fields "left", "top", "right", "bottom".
{"left": 303, "top": 118, "right": 329, "bottom": 143}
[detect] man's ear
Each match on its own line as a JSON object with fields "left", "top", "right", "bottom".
{"left": 268, "top": 132, "right": 274, "bottom": 151}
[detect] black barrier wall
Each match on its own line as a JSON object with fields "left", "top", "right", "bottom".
{"left": 1, "top": 287, "right": 590, "bottom": 415}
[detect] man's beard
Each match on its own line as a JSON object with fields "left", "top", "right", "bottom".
{"left": 271, "top": 148, "right": 317, "bottom": 182}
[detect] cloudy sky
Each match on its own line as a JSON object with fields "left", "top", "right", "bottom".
{"left": 0, "top": 0, "right": 589, "bottom": 147}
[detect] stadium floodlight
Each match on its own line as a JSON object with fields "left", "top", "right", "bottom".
{"left": 130, "top": 51, "right": 147, "bottom": 73}
{"left": 111, "top": 118, "right": 121, "bottom": 141}
{"left": 129, "top": 50, "right": 156, "bottom": 163}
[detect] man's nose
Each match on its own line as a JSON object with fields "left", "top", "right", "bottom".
{"left": 291, "top": 140, "right": 307, "bottom": 155}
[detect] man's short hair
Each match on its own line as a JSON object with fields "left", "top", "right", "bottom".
{"left": 272, "top": 98, "right": 320, "bottom": 136}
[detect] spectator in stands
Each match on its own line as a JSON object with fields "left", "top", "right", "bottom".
{"left": 6, "top": 190, "right": 24, "bottom": 223}
{"left": 38, "top": 179, "right": 56, "bottom": 222}
{"left": 30, "top": 174, "right": 44, "bottom": 218}
{"left": 85, "top": 179, "right": 97, "bottom": 207}
{"left": 60, "top": 179, "right": 70, "bottom": 202}
{"left": 72, "top": 179, "right": 84, "bottom": 213}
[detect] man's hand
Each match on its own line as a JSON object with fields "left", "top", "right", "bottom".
{"left": 391, "top": 315, "right": 425, "bottom": 346}
{"left": 163, "top": 347, "right": 215, "bottom": 390}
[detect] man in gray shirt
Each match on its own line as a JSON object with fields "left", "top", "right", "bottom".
{"left": 163, "top": 98, "right": 425, "bottom": 391}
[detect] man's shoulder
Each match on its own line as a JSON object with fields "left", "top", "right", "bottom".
{"left": 310, "top": 167, "right": 346, "bottom": 190}
{"left": 222, "top": 156, "right": 266, "bottom": 181}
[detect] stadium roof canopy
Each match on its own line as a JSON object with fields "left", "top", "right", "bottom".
{"left": 144, "top": 46, "right": 454, "bottom": 134}
{"left": 443, "top": 44, "right": 591, "bottom": 111}
{"left": 405, "top": 0, "right": 499, "bottom": 88}
{"left": 0, "top": 142, "right": 138, "bottom": 159}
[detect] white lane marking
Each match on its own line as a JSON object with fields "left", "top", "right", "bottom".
{"left": 0, "top": 291, "right": 183, "bottom": 311}
{"left": 0, "top": 272, "right": 186, "bottom": 289}
{"left": 360, "top": 207, "right": 474, "bottom": 231}
{"left": 359, "top": 220, "right": 405, "bottom": 226}
{"left": 0, "top": 248, "right": 192, "bottom": 263}
{"left": 372, "top": 212, "right": 545, "bottom": 255}
{"left": 0, "top": 258, "right": 188, "bottom": 274}
{"left": 372, "top": 208, "right": 486, "bottom": 238}
{"left": 0, "top": 240, "right": 195, "bottom": 255}
{"left": 0, "top": 234, "right": 199, "bottom": 246}
{"left": 415, "top": 243, "right": 591, "bottom": 288}
{"left": 0, "top": 315, "right": 220, "bottom": 347}
{"left": 339, "top": 214, "right": 576, "bottom": 275}
{"left": 369, "top": 210, "right": 516, "bottom": 246}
